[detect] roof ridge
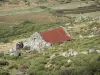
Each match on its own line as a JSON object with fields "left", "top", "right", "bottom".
{"left": 39, "top": 27, "right": 63, "bottom": 33}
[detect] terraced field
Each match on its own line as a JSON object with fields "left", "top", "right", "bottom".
{"left": 0, "top": 1, "right": 100, "bottom": 24}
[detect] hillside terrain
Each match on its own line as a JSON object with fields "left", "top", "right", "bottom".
{"left": 0, "top": 0, "right": 100, "bottom": 75}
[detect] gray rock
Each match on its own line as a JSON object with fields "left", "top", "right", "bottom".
{"left": 68, "top": 51, "right": 78, "bottom": 56}
{"left": 88, "top": 48, "right": 97, "bottom": 54}
{"left": 96, "top": 50, "right": 100, "bottom": 53}
{"left": 10, "top": 48, "right": 20, "bottom": 56}
{"left": 10, "top": 51, "right": 19, "bottom": 56}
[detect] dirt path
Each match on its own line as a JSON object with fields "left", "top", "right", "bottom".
{"left": 0, "top": 39, "right": 26, "bottom": 53}
{"left": 0, "top": 7, "right": 43, "bottom": 16}
{"left": 0, "top": 43, "right": 12, "bottom": 53}
{"left": 48, "top": 2, "right": 92, "bottom": 10}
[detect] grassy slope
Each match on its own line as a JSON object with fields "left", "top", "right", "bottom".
{"left": 0, "top": 18, "right": 100, "bottom": 74}
{"left": 0, "top": 21, "right": 65, "bottom": 43}
{"left": 0, "top": 35, "right": 100, "bottom": 75}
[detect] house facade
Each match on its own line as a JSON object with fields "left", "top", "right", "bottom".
{"left": 24, "top": 32, "right": 48, "bottom": 51}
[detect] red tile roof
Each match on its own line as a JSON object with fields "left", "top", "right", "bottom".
{"left": 40, "top": 27, "right": 71, "bottom": 44}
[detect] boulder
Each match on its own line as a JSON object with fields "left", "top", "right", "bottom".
{"left": 50, "top": 54, "right": 55, "bottom": 59}
{"left": 67, "top": 59, "right": 72, "bottom": 63}
{"left": 88, "top": 48, "right": 97, "bottom": 54}
{"left": 68, "top": 51, "right": 78, "bottom": 56}
{"left": 96, "top": 50, "right": 100, "bottom": 53}
{"left": 10, "top": 51, "right": 19, "bottom": 57}
{"left": 16, "top": 42, "right": 24, "bottom": 50}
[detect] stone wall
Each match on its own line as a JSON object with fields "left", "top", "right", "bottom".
{"left": 24, "top": 32, "right": 51, "bottom": 51}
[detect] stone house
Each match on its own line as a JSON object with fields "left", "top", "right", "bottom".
{"left": 23, "top": 27, "right": 71, "bottom": 51}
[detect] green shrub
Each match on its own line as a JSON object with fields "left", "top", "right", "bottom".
{"left": 0, "top": 38, "right": 10, "bottom": 43}
{"left": 38, "top": 64, "right": 45, "bottom": 71}
{"left": 18, "top": 64, "right": 29, "bottom": 71}
{"left": 39, "top": 6, "right": 47, "bottom": 9}
{"left": 3, "top": 54, "right": 22, "bottom": 60}
{"left": 0, "top": 52, "right": 4, "bottom": 57}
{"left": 0, "top": 60, "right": 9, "bottom": 66}
{"left": 97, "top": 56, "right": 100, "bottom": 61}
{"left": 8, "top": 64, "right": 18, "bottom": 69}
{"left": 0, "top": 72, "right": 10, "bottom": 75}
{"left": 29, "top": 72, "right": 35, "bottom": 75}
{"left": 22, "top": 20, "right": 33, "bottom": 25}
